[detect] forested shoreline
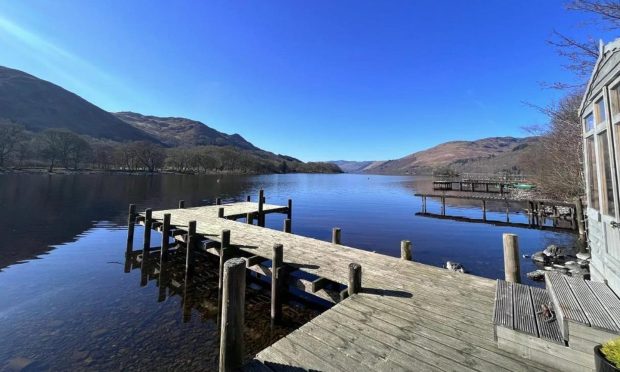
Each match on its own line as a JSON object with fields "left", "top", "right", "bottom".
{"left": 0, "top": 123, "right": 341, "bottom": 175}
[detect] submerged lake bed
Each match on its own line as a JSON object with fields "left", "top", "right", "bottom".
{"left": 0, "top": 173, "right": 575, "bottom": 370}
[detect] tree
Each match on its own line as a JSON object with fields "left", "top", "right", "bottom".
{"left": 522, "top": 92, "right": 584, "bottom": 199}
{"left": 38, "top": 129, "right": 92, "bottom": 171}
{"left": 0, "top": 121, "right": 25, "bottom": 168}
{"left": 130, "top": 141, "right": 166, "bottom": 172}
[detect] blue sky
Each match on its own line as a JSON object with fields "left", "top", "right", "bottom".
{"left": 0, "top": 1, "right": 614, "bottom": 161}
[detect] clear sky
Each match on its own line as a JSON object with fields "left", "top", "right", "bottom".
{"left": 0, "top": 1, "right": 614, "bottom": 161}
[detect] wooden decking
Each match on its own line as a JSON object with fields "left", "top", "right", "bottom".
{"left": 137, "top": 201, "right": 558, "bottom": 371}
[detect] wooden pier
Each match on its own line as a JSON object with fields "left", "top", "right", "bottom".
{"left": 415, "top": 193, "right": 585, "bottom": 233}
{"left": 127, "top": 192, "right": 566, "bottom": 371}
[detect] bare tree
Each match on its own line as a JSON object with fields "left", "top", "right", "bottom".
{"left": 0, "top": 121, "right": 25, "bottom": 168}
{"left": 522, "top": 92, "right": 585, "bottom": 199}
{"left": 37, "top": 129, "right": 92, "bottom": 171}
{"left": 130, "top": 141, "right": 166, "bottom": 172}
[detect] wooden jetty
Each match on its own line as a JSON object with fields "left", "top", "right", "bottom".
{"left": 126, "top": 192, "right": 590, "bottom": 371}
{"left": 415, "top": 193, "right": 585, "bottom": 233}
{"left": 433, "top": 180, "right": 510, "bottom": 194}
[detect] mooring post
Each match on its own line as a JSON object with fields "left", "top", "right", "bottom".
{"left": 505, "top": 202, "right": 510, "bottom": 223}
{"left": 218, "top": 207, "right": 225, "bottom": 218}
{"left": 574, "top": 197, "right": 586, "bottom": 239}
{"left": 400, "top": 240, "right": 412, "bottom": 260}
{"left": 246, "top": 212, "right": 253, "bottom": 225}
{"left": 271, "top": 243, "right": 284, "bottom": 323}
{"left": 126, "top": 204, "right": 136, "bottom": 255}
{"left": 422, "top": 196, "right": 427, "bottom": 213}
{"left": 161, "top": 213, "right": 171, "bottom": 263}
{"left": 185, "top": 220, "right": 197, "bottom": 280}
{"left": 219, "top": 257, "right": 246, "bottom": 372}
{"left": 246, "top": 195, "right": 251, "bottom": 202}
{"left": 441, "top": 196, "right": 446, "bottom": 216}
{"left": 332, "top": 227, "right": 342, "bottom": 244}
{"left": 179, "top": 200, "right": 185, "bottom": 209}
{"left": 287, "top": 199, "right": 293, "bottom": 220}
{"left": 219, "top": 230, "right": 232, "bottom": 294}
{"left": 348, "top": 263, "right": 362, "bottom": 296}
{"left": 143, "top": 208, "right": 152, "bottom": 252}
{"left": 482, "top": 200, "right": 487, "bottom": 221}
{"left": 503, "top": 233, "right": 520, "bottom": 283}
{"left": 216, "top": 197, "right": 222, "bottom": 205}
{"left": 157, "top": 263, "right": 167, "bottom": 302}
{"left": 284, "top": 219, "right": 291, "bottom": 233}
{"left": 258, "top": 189, "right": 265, "bottom": 227}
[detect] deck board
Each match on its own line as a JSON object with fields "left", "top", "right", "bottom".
{"left": 565, "top": 275, "right": 620, "bottom": 333}
{"left": 139, "top": 203, "right": 558, "bottom": 371}
{"left": 513, "top": 283, "right": 538, "bottom": 337}
{"left": 530, "top": 287, "right": 564, "bottom": 344}
{"left": 587, "top": 280, "right": 620, "bottom": 331}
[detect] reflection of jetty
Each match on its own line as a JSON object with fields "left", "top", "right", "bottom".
{"left": 415, "top": 193, "right": 585, "bottom": 233}
{"left": 127, "top": 192, "right": 562, "bottom": 371}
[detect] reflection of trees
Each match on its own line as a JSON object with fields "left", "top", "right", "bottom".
{"left": 0, "top": 174, "right": 255, "bottom": 270}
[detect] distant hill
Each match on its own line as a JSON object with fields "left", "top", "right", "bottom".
{"left": 115, "top": 112, "right": 258, "bottom": 149}
{"left": 330, "top": 160, "right": 376, "bottom": 173}
{"left": 0, "top": 66, "right": 155, "bottom": 142}
{"left": 332, "top": 137, "right": 537, "bottom": 175}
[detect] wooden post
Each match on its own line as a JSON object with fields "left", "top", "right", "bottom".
{"left": 271, "top": 243, "right": 284, "bottom": 323}
{"left": 287, "top": 199, "right": 293, "bottom": 220}
{"left": 485, "top": 183, "right": 489, "bottom": 192}
{"left": 246, "top": 195, "right": 251, "bottom": 202}
{"left": 332, "top": 227, "right": 341, "bottom": 244}
{"left": 219, "top": 257, "right": 246, "bottom": 372}
{"left": 246, "top": 212, "right": 253, "bottom": 224}
{"left": 185, "top": 221, "right": 197, "bottom": 281}
{"left": 459, "top": 182, "right": 463, "bottom": 191}
{"left": 160, "top": 213, "right": 171, "bottom": 264}
{"left": 441, "top": 196, "right": 446, "bottom": 216}
{"left": 283, "top": 219, "right": 291, "bottom": 233}
{"left": 503, "top": 233, "right": 520, "bottom": 283}
{"left": 348, "top": 263, "right": 362, "bottom": 296}
{"left": 179, "top": 200, "right": 185, "bottom": 209}
{"left": 400, "top": 240, "right": 412, "bottom": 260}
{"left": 482, "top": 200, "right": 487, "bottom": 221}
{"left": 505, "top": 202, "right": 510, "bottom": 223}
{"left": 143, "top": 208, "right": 152, "bottom": 251}
{"left": 219, "top": 230, "right": 231, "bottom": 290}
{"left": 258, "top": 189, "right": 265, "bottom": 227}
{"left": 216, "top": 197, "right": 222, "bottom": 205}
{"left": 218, "top": 207, "right": 225, "bottom": 218}
{"left": 126, "top": 204, "right": 136, "bottom": 255}
{"left": 158, "top": 263, "right": 167, "bottom": 302}
{"left": 575, "top": 197, "right": 586, "bottom": 239}
{"left": 422, "top": 196, "right": 427, "bottom": 213}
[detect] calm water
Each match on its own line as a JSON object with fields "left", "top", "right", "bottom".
{"left": 0, "top": 173, "right": 574, "bottom": 370}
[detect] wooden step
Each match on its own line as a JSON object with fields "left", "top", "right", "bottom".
{"left": 492, "top": 280, "right": 563, "bottom": 344}
{"left": 545, "top": 272, "right": 620, "bottom": 346}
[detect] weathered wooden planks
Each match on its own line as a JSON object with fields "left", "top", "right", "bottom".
{"left": 530, "top": 287, "right": 564, "bottom": 344}
{"left": 493, "top": 280, "right": 513, "bottom": 330}
{"left": 138, "top": 202, "right": 558, "bottom": 372}
{"left": 587, "top": 279, "right": 620, "bottom": 328}
{"left": 513, "top": 283, "right": 538, "bottom": 337}
{"left": 565, "top": 275, "right": 620, "bottom": 332}
{"left": 545, "top": 272, "right": 589, "bottom": 341}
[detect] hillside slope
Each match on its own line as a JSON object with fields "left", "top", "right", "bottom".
{"left": 115, "top": 112, "right": 258, "bottom": 149}
{"left": 363, "top": 136, "right": 537, "bottom": 175}
{"left": 0, "top": 66, "right": 154, "bottom": 142}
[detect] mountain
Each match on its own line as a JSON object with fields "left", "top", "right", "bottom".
{"left": 330, "top": 160, "right": 376, "bottom": 173}
{"left": 334, "top": 137, "right": 537, "bottom": 175}
{"left": 0, "top": 66, "right": 155, "bottom": 142}
{"left": 114, "top": 112, "right": 258, "bottom": 149}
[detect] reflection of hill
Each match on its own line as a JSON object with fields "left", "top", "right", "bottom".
{"left": 0, "top": 174, "right": 254, "bottom": 270}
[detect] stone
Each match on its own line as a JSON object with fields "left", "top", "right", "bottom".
{"left": 543, "top": 245, "right": 559, "bottom": 257}
{"left": 445, "top": 261, "right": 465, "bottom": 273}
{"left": 526, "top": 270, "right": 546, "bottom": 281}
{"left": 531, "top": 251, "right": 548, "bottom": 264}
{"left": 577, "top": 252, "right": 591, "bottom": 260}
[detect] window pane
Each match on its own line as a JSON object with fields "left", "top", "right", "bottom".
{"left": 587, "top": 136, "right": 599, "bottom": 210}
{"left": 585, "top": 113, "right": 595, "bottom": 132}
{"left": 598, "top": 131, "right": 616, "bottom": 216}
{"left": 611, "top": 85, "right": 620, "bottom": 117}
{"left": 596, "top": 98, "right": 607, "bottom": 124}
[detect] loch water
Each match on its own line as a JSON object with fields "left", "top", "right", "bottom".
{"left": 0, "top": 173, "right": 575, "bottom": 370}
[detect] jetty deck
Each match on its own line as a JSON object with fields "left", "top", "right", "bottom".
{"left": 134, "top": 200, "right": 556, "bottom": 371}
